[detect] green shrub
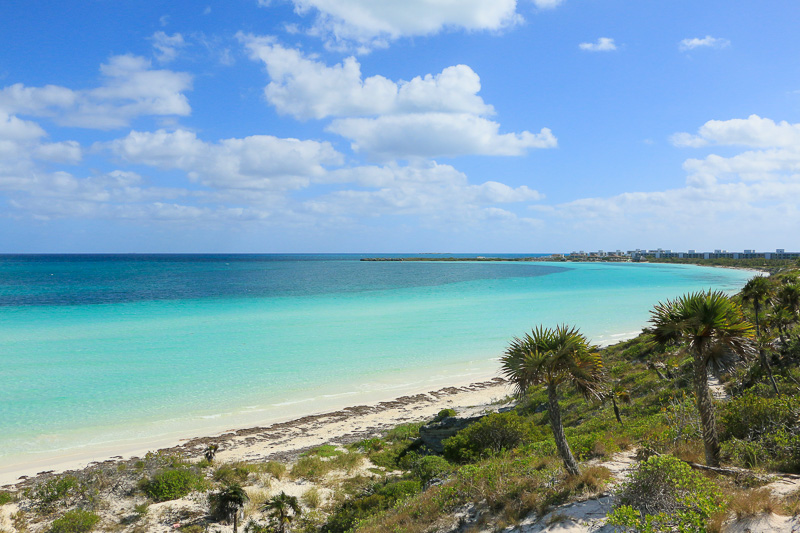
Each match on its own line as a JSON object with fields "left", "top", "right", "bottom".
{"left": 302, "top": 487, "right": 323, "bottom": 509}
{"left": 351, "top": 437, "right": 383, "bottom": 453}
{"left": 329, "top": 451, "right": 363, "bottom": 473}
{"left": 262, "top": 461, "right": 286, "bottom": 479}
{"left": 31, "top": 475, "right": 78, "bottom": 508}
{"left": 720, "top": 392, "right": 799, "bottom": 441}
{"left": 354, "top": 426, "right": 420, "bottom": 470}
{"left": 304, "top": 444, "right": 343, "bottom": 458}
{"left": 322, "top": 479, "right": 421, "bottom": 532}
{"left": 377, "top": 479, "right": 421, "bottom": 501}
{"left": 411, "top": 455, "right": 452, "bottom": 484}
{"left": 141, "top": 468, "right": 204, "bottom": 502}
{"left": 608, "top": 454, "right": 724, "bottom": 532}
{"left": 443, "top": 411, "right": 533, "bottom": 463}
{"left": 291, "top": 456, "right": 331, "bottom": 481}
{"left": 133, "top": 502, "right": 149, "bottom": 518}
{"left": 178, "top": 525, "right": 205, "bottom": 533}
{"left": 565, "top": 431, "right": 619, "bottom": 460}
{"left": 49, "top": 509, "right": 100, "bottom": 533}
{"left": 433, "top": 408, "right": 457, "bottom": 422}
{"left": 213, "top": 462, "right": 257, "bottom": 485}
{"left": 0, "top": 491, "right": 14, "bottom": 505}
{"left": 385, "top": 422, "right": 424, "bottom": 441}
{"left": 719, "top": 392, "right": 800, "bottom": 472}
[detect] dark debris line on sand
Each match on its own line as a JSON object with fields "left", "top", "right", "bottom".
{"left": 7, "top": 377, "right": 507, "bottom": 490}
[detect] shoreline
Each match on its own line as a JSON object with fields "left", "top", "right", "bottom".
{"left": 1, "top": 376, "right": 512, "bottom": 489}
{"left": 0, "top": 261, "right": 752, "bottom": 490}
{"left": 2, "top": 336, "right": 643, "bottom": 489}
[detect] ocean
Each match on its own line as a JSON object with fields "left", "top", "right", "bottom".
{"left": 0, "top": 254, "right": 753, "bottom": 473}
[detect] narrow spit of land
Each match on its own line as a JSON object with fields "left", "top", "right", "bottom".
{"left": 361, "top": 256, "right": 789, "bottom": 273}
{"left": 360, "top": 257, "right": 550, "bottom": 261}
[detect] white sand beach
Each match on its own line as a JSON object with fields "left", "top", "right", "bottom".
{"left": 1, "top": 377, "right": 511, "bottom": 489}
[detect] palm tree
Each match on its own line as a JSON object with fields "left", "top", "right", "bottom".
{"left": 263, "top": 491, "right": 301, "bottom": 533}
{"left": 500, "top": 325, "right": 605, "bottom": 476}
{"left": 647, "top": 290, "right": 754, "bottom": 467}
{"left": 741, "top": 276, "right": 779, "bottom": 393}
{"left": 776, "top": 284, "right": 800, "bottom": 340}
{"left": 204, "top": 444, "right": 219, "bottom": 463}
{"left": 741, "top": 276, "right": 771, "bottom": 336}
{"left": 608, "top": 381, "right": 631, "bottom": 425}
{"left": 214, "top": 484, "right": 249, "bottom": 533}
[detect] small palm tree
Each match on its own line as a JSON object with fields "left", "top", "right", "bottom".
{"left": 204, "top": 444, "right": 219, "bottom": 463}
{"left": 741, "top": 276, "right": 771, "bottom": 336}
{"left": 608, "top": 381, "right": 631, "bottom": 425}
{"left": 647, "top": 290, "right": 755, "bottom": 467}
{"left": 776, "top": 284, "right": 800, "bottom": 340}
{"left": 741, "top": 276, "right": 779, "bottom": 393}
{"left": 263, "top": 491, "right": 301, "bottom": 533}
{"left": 501, "top": 325, "right": 604, "bottom": 476}
{"left": 214, "top": 484, "right": 249, "bottom": 533}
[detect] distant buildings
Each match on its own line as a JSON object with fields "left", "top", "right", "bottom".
{"left": 562, "top": 248, "right": 800, "bottom": 261}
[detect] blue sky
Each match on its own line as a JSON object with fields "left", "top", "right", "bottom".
{"left": 1, "top": 0, "right": 799, "bottom": 253}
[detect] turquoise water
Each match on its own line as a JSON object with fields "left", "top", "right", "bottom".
{"left": 0, "top": 255, "right": 753, "bottom": 467}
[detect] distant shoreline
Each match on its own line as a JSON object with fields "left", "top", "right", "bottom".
{"left": 359, "top": 256, "right": 772, "bottom": 272}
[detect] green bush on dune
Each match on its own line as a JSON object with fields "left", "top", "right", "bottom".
{"left": 719, "top": 391, "right": 800, "bottom": 471}
{"left": 720, "top": 392, "right": 799, "bottom": 441}
{"left": 444, "top": 411, "right": 534, "bottom": 463}
{"left": 49, "top": 509, "right": 100, "bottom": 533}
{"left": 608, "top": 454, "right": 724, "bottom": 532}
{"left": 141, "top": 468, "right": 206, "bottom": 502}
{"left": 410, "top": 455, "right": 452, "bottom": 484}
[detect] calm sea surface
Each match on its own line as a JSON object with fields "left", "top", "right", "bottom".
{"left": 0, "top": 254, "right": 753, "bottom": 466}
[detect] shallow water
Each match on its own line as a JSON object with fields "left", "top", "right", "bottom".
{"left": 0, "top": 255, "right": 752, "bottom": 466}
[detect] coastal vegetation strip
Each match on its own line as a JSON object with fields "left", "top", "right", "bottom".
{"left": 361, "top": 255, "right": 800, "bottom": 271}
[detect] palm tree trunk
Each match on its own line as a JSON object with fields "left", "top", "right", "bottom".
{"left": 547, "top": 383, "right": 580, "bottom": 476}
{"left": 753, "top": 300, "right": 760, "bottom": 337}
{"left": 233, "top": 513, "right": 238, "bottom": 533}
{"left": 612, "top": 396, "right": 623, "bottom": 425}
{"left": 760, "top": 348, "right": 779, "bottom": 394}
{"left": 693, "top": 359, "right": 720, "bottom": 467}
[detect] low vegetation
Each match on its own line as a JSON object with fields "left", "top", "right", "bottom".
{"left": 48, "top": 509, "right": 100, "bottom": 533}
{"left": 607, "top": 454, "right": 725, "bottom": 531}
{"left": 140, "top": 467, "right": 207, "bottom": 502}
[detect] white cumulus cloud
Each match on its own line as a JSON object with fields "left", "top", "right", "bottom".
{"left": 532, "top": 0, "right": 564, "bottom": 9}
{"left": 242, "top": 36, "right": 554, "bottom": 160}
{"left": 0, "top": 111, "right": 82, "bottom": 168}
{"left": 258, "top": 0, "right": 522, "bottom": 50}
{"left": 108, "top": 129, "right": 343, "bottom": 191}
{"left": 579, "top": 37, "right": 617, "bottom": 52}
{"left": 0, "top": 55, "right": 192, "bottom": 129}
{"left": 533, "top": 115, "right": 800, "bottom": 247}
{"left": 241, "top": 35, "right": 493, "bottom": 119}
{"left": 328, "top": 113, "right": 556, "bottom": 160}
{"left": 679, "top": 35, "right": 730, "bottom": 52}
{"left": 306, "top": 161, "right": 542, "bottom": 223}
{"left": 151, "top": 32, "right": 186, "bottom": 63}
{"left": 671, "top": 115, "right": 800, "bottom": 149}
